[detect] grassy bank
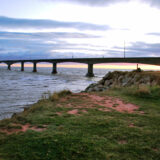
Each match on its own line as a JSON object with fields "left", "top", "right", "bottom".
{"left": 0, "top": 87, "right": 160, "bottom": 160}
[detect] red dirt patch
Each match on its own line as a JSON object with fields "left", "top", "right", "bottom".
{"left": 139, "top": 111, "right": 145, "bottom": 114}
{"left": 57, "top": 93, "right": 142, "bottom": 115}
{"left": 129, "top": 123, "right": 135, "bottom": 128}
{"left": 56, "top": 112, "right": 62, "bottom": 116}
{"left": 98, "top": 108, "right": 111, "bottom": 112}
{"left": 118, "top": 140, "right": 127, "bottom": 144}
{"left": 81, "top": 110, "right": 88, "bottom": 113}
{"left": 66, "top": 103, "right": 73, "bottom": 108}
{"left": 0, "top": 124, "right": 47, "bottom": 135}
{"left": 85, "top": 94, "right": 140, "bottom": 113}
{"left": 67, "top": 109, "right": 79, "bottom": 115}
{"left": 87, "top": 95, "right": 105, "bottom": 101}
{"left": 153, "top": 148, "right": 159, "bottom": 152}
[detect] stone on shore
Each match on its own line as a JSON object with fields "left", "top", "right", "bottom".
{"left": 85, "top": 70, "right": 160, "bottom": 92}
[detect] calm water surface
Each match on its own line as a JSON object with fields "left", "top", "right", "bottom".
{"left": 0, "top": 66, "right": 129, "bottom": 120}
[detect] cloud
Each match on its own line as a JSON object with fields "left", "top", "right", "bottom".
{"left": 144, "top": 0, "right": 160, "bottom": 8}
{"left": 0, "top": 16, "right": 110, "bottom": 31}
{"left": 43, "top": 0, "right": 130, "bottom": 6}
{"left": 147, "top": 32, "right": 160, "bottom": 36}
{"left": 0, "top": 31, "right": 100, "bottom": 41}
{"left": 114, "top": 42, "right": 160, "bottom": 57}
{"left": 1, "top": 31, "right": 160, "bottom": 60}
{"left": 42, "top": 0, "right": 160, "bottom": 8}
{"left": 0, "top": 31, "right": 105, "bottom": 60}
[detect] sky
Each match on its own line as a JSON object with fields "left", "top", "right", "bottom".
{"left": 0, "top": 0, "right": 160, "bottom": 62}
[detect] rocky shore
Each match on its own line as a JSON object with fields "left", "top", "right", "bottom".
{"left": 85, "top": 70, "right": 160, "bottom": 92}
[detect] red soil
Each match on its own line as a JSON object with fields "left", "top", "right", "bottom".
{"left": 67, "top": 109, "right": 79, "bottom": 115}
{"left": 81, "top": 110, "right": 88, "bottom": 113}
{"left": 118, "top": 140, "right": 127, "bottom": 144}
{"left": 129, "top": 123, "right": 135, "bottom": 128}
{"left": 0, "top": 124, "right": 46, "bottom": 135}
{"left": 56, "top": 112, "right": 62, "bottom": 116}
{"left": 62, "top": 93, "right": 141, "bottom": 116}
{"left": 84, "top": 94, "right": 139, "bottom": 113}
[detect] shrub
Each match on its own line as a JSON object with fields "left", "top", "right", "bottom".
{"left": 49, "top": 90, "right": 72, "bottom": 101}
{"left": 119, "top": 85, "right": 160, "bottom": 99}
{"left": 134, "top": 85, "right": 151, "bottom": 98}
{"left": 57, "top": 90, "right": 72, "bottom": 97}
{"left": 150, "top": 86, "right": 160, "bottom": 98}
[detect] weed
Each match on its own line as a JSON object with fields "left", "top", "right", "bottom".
{"left": 49, "top": 90, "right": 72, "bottom": 101}
{"left": 117, "top": 85, "right": 160, "bottom": 99}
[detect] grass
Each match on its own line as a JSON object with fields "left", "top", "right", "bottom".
{"left": 0, "top": 88, "right": 160, "bottom": 160}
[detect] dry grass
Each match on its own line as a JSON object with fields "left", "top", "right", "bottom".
{"left": 49, "top": 90, "right": 72, "bottom": 101}
{"left": 135, "top": 85, "right": 151, "bottom": 97}
{"left": 111, "top": 85, "right": 160, "bottom": 99}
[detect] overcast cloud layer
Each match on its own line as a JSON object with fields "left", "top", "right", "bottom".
{"left": 0, "top": 16, "right": 110, "bottom": 31}
{"left": 43, "top": 0, "right": 160, "bottom": 8}
{"left": 0, "top": 31, "right": 107, "bottom": 60}
{"left": 0, "top": 30, "right": 160, "bottom": 60}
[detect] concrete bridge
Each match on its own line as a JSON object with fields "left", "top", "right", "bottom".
{"left": 0, "top": 57, "right": 160, "bottom": 77}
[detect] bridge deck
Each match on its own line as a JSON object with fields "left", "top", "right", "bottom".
{"left": 1, "top": 57, "right": 160, "bottom": 65}
{"left": 1, "top": 57, "right": 160, "bottom": 77}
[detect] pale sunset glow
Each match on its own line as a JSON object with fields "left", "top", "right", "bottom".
{"left": 1, "top": 62, "right": 160, "bottom": 71}
{"left": 1, "top": 0, "right": 160, "bottom": 69}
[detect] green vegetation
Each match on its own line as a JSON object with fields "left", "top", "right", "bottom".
{"left": 0, "top": 87, "right": 160, "bottom": 160}
{"left": 111, "top": 85, "right": 160, "bottom": 99}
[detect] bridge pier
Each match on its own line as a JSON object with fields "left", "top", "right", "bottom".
{"left": 21, "top": 62, "right": 24, "bottom": 71}
{"left": 52, "top": 63, "right": 57, "bottom": 74}
{"left": 7, "top": 64, "right": 11, "bottom": 70}
{"left": 33, "top": 62, "right": 37, "bottom": 72}
{"left": 86, "top": 64, "right": 94, "bottom": 77}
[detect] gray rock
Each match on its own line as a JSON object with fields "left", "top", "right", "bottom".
{"left": 104, "top": 80, "right": 113, "bottom": 86}
{"left": 133, "top": 74, "right": 141, "bottom": 81}
{"left": 98, "top": 79, "right": 105, "bottom": 85}
{"left": 103, "top": 73, "right": 109, "bottom": 80}
{"left": 122, "top": 82, "right": 128, "bottom": 87}
{"left": 84, "top": 71, "right": 159, "bottom": 93}
{"left": 86, "top": 88, "right": 94, "bottom": 92}
{"left": 143, "top": 76, "right": 151, "bottom": 83}
{"left": 151, "top": 80, "right": 157, "bottom": 86}
{"left": 118, "top": 75, "right": 123, "bottom": 82}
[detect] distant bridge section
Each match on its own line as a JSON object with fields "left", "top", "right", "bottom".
{"left": 0, "top": 57, "right": 160, "bottom": 77}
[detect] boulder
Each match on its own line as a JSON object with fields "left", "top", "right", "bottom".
{"left": 104, "top": 80, "right": 113, "bottom": 86}
{"left": 84, "top": 71, "right": 160, "bottom": 92}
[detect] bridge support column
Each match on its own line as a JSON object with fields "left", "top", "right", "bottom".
{"left": 52, "top": 63, "right": 57, "bottom": 74}
{"left": 7, "top": 64, "right": 11, "bottom": 70}
{"left": 33, "top": 62, "right": 37, "bottom": 72}
{"left": 137, "top": 64, "right": 139, "bottom": 69}
{"left": 86, "top": 64, "right": 94, "bottom": 77}
{"left": 21, "top": 62, "right": 24, "bottom": 71}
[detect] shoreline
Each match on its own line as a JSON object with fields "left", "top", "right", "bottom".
{"left": 0, "top": 104, "right": 32, "bottom": 121}
{"left": 0, "top": 67, "right": 102, "bottom": 121}
{"left": 1, "top": 70, "right": 160, "bottom": 120}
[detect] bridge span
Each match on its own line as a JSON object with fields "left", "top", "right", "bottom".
{"left": 0, "top": 57, "right": 160, "bottom": 77}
